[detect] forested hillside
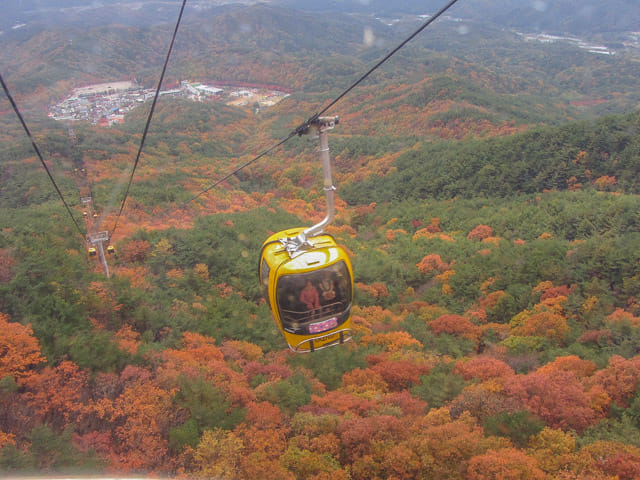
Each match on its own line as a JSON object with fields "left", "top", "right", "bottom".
{"left": 3, "top": 3, "right": 640, "bottom": 111}
{"left": 343, "top": 111, "right": 640, "bottom": 202}
{"left": 1, "top": 2, "right": 640, "bottom": 478}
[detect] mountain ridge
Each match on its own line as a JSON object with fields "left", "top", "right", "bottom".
{"left": 2, "top": 2, "right": 639, "bottom": 121}
{"left": 4, "top": 0, "right": 638, "bottom": 38}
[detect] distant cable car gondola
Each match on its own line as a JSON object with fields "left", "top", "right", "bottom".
{"left": 88, "top": 247, "right": 97, "bottom": 256}
{"left": 259, "top": 116, "right": 354, "bottom": 352}
{"left": 106, "top": 245, "right": 115, "bottom": 255}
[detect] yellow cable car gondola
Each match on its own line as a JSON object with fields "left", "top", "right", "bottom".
{"left": 260, "top": 227, "right": 353, "bottom": 352}
{"left": 88, "top": 247, "right": 97, "bottom": 256}
{"left": 259, "top": 116, "right": 353, "bottom": 352}
{"left": 106, "top": 245, "right": 115, "bottom": 255}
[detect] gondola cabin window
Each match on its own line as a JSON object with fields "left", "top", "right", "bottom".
{"left": 275, "top": 260, "right": 351, "bottom": 335}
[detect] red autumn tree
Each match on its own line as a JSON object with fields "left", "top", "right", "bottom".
{"left": 597, "top": 452, "right": 640, "bottom": 480}
{"left": 110, "top": 381, "right": 175, "bottom": 471}
{"left": 429, "top": 314, "right": 482, "bottom": 343}
{"left": 588, "top": 355, "right": 640, "bottom": 407}
{"left": 381, "top": 390, "right": 428, "bottom": 416}
{"left": 477, "top": 290, "right": 508, "bottom": 311}
{"left": 577, "top": 329, "right": 613, "bottom": 346}
{"left": 593, "top": 175, "right": 617, "bottom": 190}
{"left": 449, "top": 383, "right": 518, "bottom": 423}
{"left": 21, "top": 360, "right": 89, "bottom": 430}
{"left": 416, "top": 253, "right": 450, "bottom": 275}
{"left": 0, "top": 312, "right": 45, "bottom": 379}
{"left": 539, "top": 284, "right": 576, "bottom": 301}
{"left": 504, "top": 370, "right": 599, "bottom": 433}
{"left": 337, "top": 414, "right": 406, "bottom": 464}
{"left": 118, "top": 239, "right": 151, "bottom": 263}
{"left": 341, "top": 367, "right": 389, "bottom": 395}
{"left": 575, "top": 441, "right": 640, "bottom": 480}
{"left": 243, "top": 451, "right": 298, "bottom": 480}
{"left": 350, "top": 442, "right": 421, "bottom": 480}
{"left": 407, "top": 410, "right": 507, "bottom": 479}
{"left": 536, "top": 355, "right": 597, "bottom": 380}
{"left": 234, "top": 401, "right": 290, "bottom": 461}
{"left": 0, "top": 431, "right": 16, "bottom": 449}
{"left": 468, "top": 225, "right": 493, "bottom": 241}
{"left": 307, "top": 390, "right": 377, "bottom": 417}
{"left": 453, "top": 356, "right": 515, "bottom": 382}
{"left": 606, "top": 308, "right": 640, "bottom": 327}
{"left": 369, "top": 357, "right": 429, "bottom": 391}
{"left": 466, "top": 448, "right": 545, "bottom": 480}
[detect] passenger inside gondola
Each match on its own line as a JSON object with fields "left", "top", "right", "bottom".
{"left": 300, "top": 280, "right": 320, "bottom": 310}
{"left": 319, "top": 271, "right": 336, "bottom": 305}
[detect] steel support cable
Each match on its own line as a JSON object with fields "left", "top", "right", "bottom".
{"left": 110, "top": 0, "right": 188, "bottom": 238}
{"left": 306, "top": 0, "right": 461, "bottom": 126}
{"left": 0, "top": 72, "right": 86, "bottom": 239}
{"left": 186, "top": 0, "right": 461, "bottom": 203}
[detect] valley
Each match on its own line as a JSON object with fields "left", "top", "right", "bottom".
{"left": 1, "top": 1, "right": 640, "bottom": 478}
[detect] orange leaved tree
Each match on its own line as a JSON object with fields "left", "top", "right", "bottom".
{"left": 0, "top": 312, "right": 45, "bottom": 380}
{"left": 466, "top": 448, "right": 545, "bottom": 480}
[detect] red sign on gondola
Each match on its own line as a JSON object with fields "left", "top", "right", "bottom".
{"left": 309, "top": 317, "right": 338, "bottom": 334}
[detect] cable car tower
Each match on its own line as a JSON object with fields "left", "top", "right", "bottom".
{"left": 67, "top": 123, "right": 78, "bottom": 145}
{"left": 87, "top": 230, "right": 110, "bottom": 278}
{"left": 260, "top": 116, "right": 354, "bottom": 352}
{"left": 82, "top": 196, "right": 113, "bottom": 278}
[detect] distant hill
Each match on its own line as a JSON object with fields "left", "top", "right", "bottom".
{"left": 3, "top": 0, "right": 638, "bottom": 38}
{"left": 277, "top": 0, "right": 639, "bottom": 37}
{"left": 1, "top": 0, "right": 638, "bottom": 190}
{"left": 340, "top": 111, "right": 640, "bottom": 204}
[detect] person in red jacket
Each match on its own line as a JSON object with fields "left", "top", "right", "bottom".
{"left": 300, "top": 280, "right": 320, "bottom": 310}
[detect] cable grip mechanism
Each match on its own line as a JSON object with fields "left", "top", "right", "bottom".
{"left": 285, "top": 115, "right": 340, "bottom": 254}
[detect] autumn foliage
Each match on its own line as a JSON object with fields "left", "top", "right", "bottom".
{"left": 0, "top": 313, "right": 45, "bottom": 379}
{"left": 3, "top": 192, "right": 640, "bottom": 479}
{"left": 3, "top": 23, "right": 640, "bottom": 476}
